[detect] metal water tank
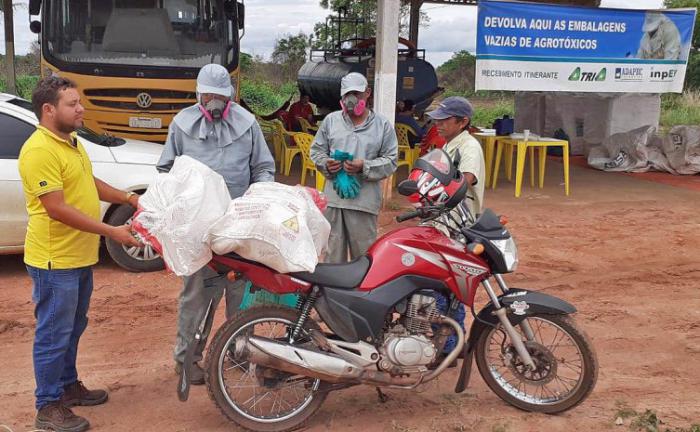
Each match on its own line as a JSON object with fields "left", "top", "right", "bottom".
{"left": 298, "top": 53, "right": 439, "bottom": 114}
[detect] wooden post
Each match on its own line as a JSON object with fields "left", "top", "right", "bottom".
{"left": 2, "top": 0, "right": 17, "bottom": 95}
{"left": 409, "top": 0, "right": 422, "bottom": 45}
{"left": 375, "top": 0, "right": 400, "bottom": 208}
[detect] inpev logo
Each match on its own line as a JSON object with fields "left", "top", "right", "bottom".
{"left": 649, "top": 68, "right": 678, "bottom": 82}
{"left": 568, "top": 67, "right": 607, "bottom": 82}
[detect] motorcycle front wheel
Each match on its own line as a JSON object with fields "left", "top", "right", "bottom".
{"left": 474, "top": 314, "right": 598, "bottom": 413}
{"left": 205, "top": 305, "right": 327, "bottom": 432}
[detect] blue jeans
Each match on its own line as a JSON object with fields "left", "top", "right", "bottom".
{"left": 27, "top": 265, "right": 94, "bottom": 410}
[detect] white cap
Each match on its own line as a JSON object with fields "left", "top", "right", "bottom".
{"left": 196, "top": 64, "right": 233, "bottom": 97}
{"left": 642, "top": 12, "right": 665, "bottom": 32}
{"left": 340, "top": 72, "right": 368, "bottom": 96}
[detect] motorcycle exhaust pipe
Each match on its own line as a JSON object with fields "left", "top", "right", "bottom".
{"left": 235, "top": 336, "right": 364, "bottom": 383}
{"left": 235, "top": 336, "right": 420, "bottom": 387}
{"left": 234, "top": 315, "right": 465, "bottom": 388}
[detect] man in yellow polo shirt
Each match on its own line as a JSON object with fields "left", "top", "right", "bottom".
{"left": 18, "top": 76, "right": 142, "bottom": 432}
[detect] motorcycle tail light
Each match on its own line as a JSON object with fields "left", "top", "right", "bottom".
{"left": 499, "top": 215, "right": 509, "bottom": 225}
{"left": 226, "top": 271, "right": 238, "bottom": 281}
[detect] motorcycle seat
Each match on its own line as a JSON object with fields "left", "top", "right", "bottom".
{"left": 291, "top": 256, "right": 371, "bottom": 289}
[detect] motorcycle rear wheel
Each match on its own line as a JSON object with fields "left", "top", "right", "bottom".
{"left": 474, "top": 314, "right": 598, "bottom": 413}
{"left": 205, "top": 305, "right": 327, "bottom": 432}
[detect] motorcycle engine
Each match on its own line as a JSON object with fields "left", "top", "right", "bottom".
{"left": 379, "top": 294, "right": 440, "bottom": 371}
{"left": 383, "top": 334, "right": 436, "bottom": 367}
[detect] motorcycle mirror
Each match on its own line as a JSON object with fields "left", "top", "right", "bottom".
{"left": 397, "top": 180, "right": 418, "bottom": 196}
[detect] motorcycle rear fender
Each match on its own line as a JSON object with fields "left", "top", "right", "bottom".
{"left": 454, "top": 288, "right": 576, "bottom": 393}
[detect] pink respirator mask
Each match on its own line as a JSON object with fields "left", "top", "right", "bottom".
{"left": 340, "top": 95, "right": 367, "bottom": 116}
{"left": 199, "top": 98, "right": 231, "bottom": 122}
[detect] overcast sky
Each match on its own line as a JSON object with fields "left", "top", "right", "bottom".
{"left": 2, "top": 0, "right": 666, "bottom": 67}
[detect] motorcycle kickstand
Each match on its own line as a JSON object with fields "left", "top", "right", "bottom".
{"left": 376, "top": 387, "right": 389, "bottom": 403}
{"left": 177, "top": 298, "right": 215, "bottom": 402}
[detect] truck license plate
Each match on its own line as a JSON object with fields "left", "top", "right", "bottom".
{"left": 129, "top": 117, "right": 162, "bottom": 129}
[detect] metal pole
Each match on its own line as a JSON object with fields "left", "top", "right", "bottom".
{"left": 3, "top": 0, "right": 17, "bottom": 95}
{"left": 375, "top": 0, "right": 400, "bottom": 206}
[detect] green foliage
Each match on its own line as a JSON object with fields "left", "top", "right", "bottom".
{"left": 0, "top": 74, "right": 40, "bottom": 99}
{"left": 313, "top": 0, "right": 428, "bottom": 49}
{"left": 661, "top": 90, "right": 700, "bottom": 127}
{"left": 684, "top": 51, "right": 700, "bottom": 89}
{"left": 615, "top": 401, "right": 639, "bottom": 420}
{"left": 437, "top": 50, "right": 476, "bottom": 75}
{"left": 630, "top": 410, "right": 662, "bottom": 432}
{"left": 240, "top": 79, "right": 296, "bottom": 116}
{"left": 470, "top": 98, "right": 515, "bottom": 128}
{"left": 239, "top": 52, "right": 253, "bottom": 74}
{"left": 611, "top": 403, "right": 699, "bottom": 432}
{"left": 272, "top": 33, "right": 312, "bottom": 65}
{"left": 437, "top": 50, "right": 477, "bottom": 96}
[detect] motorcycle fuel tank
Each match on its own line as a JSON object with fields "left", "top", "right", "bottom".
{"left": 360, "top": 226, "right": 491, "bottom": 306}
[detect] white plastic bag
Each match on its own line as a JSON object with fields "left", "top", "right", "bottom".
{"left": 208, "top": 182, "right": 330, "bottom": 273}
{"left": 663, "top": 126, "right": 700, "bottom": 175}
{"left": 134, "top": 156, "right": 230, "bottom": 276}
{"left": 587, "top": 125, "right": 659, "bottom": 173}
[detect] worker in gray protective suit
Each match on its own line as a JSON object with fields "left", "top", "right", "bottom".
{"left": 310, "top": 72, "right": 398, "bottom": 263}
{"left": 157, "top": 63, "right": 275, "bottom": 384}
{"left": 638, "top": 12, "right": 682, "bottom": 60}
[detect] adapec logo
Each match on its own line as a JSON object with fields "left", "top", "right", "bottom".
{"left": 568, "top": 67, "right": 607, "bottom": 82}
{"left": 614, "top": 67, "right": 644, "bottom": 81}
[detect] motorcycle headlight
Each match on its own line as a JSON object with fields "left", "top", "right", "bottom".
{"left": 492, "top": 237, "right": 518, "bottom": 272}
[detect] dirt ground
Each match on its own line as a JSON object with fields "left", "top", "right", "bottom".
{"left": 2, "top": 161, "right": 700, "bottom": 432}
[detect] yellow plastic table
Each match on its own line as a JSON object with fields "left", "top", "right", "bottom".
{"left": 497, "top": 138, "right": 570, "bottom": 198}
{"left": 491, "top": 137, "right": 529, "bottom": 188}
{"left": 472, "top": 133, "right": 509, "bottom": 186}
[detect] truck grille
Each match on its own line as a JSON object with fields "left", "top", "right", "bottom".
{"left": 90, "top": 99, "right": 191, "bottom": 111}
{"left": 84, "top": 88, "right": 195, "bottom": 112}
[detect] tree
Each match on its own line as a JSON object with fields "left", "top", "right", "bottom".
{"left": 313, "top": 0, "right": 429, "bottom": 49}
{"left": 0, "top": 1, "right": 22, "bottom": 13}
{"left": 437, "top": 50, "right": 476, "bottom": 96}
{"left": 1, "top": 0, "right": 23, "bottom": 94}
{"left": 239, "top": 52, "right": 254, "bottom": 74}
{"left": 272, "top": 32, "right": 312, "bottom": 66}
{"left": 272, "top": 32, "right": 313, "bottom": 82}
{"left": 437, "top": 50, "right": 475, "bottom": 75}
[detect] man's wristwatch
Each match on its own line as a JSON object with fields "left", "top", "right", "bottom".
{"left": 125, "top": 191, "right": 137, "bottom": 204}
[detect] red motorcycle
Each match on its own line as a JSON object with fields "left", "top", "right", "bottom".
{"left": 181, "top": 150, "right": 598, "bottom": 432}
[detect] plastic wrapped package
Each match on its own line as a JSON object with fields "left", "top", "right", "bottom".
{"left": 133, "top": 156, "right": 230, "bottom": 276}
{"left": 207, "top": 182, "right": 331, "bottom": 273}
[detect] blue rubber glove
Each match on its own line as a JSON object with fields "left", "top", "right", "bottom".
{"left": 332, "top": 149, "right": 353, "bottom": 162}
{"left": 334, "top": 170, "right": 361, "bottom": 199}
{"left": 331, "top": 150, "right": 361, "bottom": 199}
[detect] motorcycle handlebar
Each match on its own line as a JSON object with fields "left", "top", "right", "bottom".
{"left": 396, "top": 209, "right": 421, "bottom": 222}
